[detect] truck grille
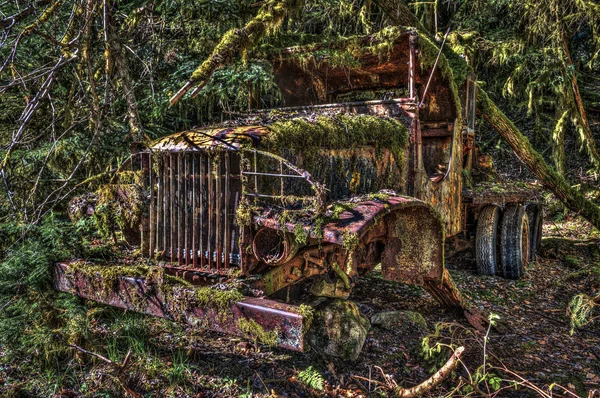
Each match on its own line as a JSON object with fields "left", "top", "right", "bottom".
{"left": 146, "top": 151, "right": 242, "bottom": 270}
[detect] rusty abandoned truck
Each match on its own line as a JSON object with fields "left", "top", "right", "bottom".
{"left": 56, "top": 28, "right": 542, "bottom": 357}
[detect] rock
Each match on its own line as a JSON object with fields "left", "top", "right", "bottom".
{"left": 306, "top": 299, "right": 370, "bottom": 361}
{"left": 309, "top": 276, "right": 351, "bottom": 299}
{"left": 371, "top": 310, "right": 427, "bottom": 331}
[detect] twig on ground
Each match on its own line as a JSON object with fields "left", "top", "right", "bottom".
{"left": 395, "top": 346, "right": 465, "bottom": 398}
{"left": 66, "top": 342, "right": 141, "bottom": 398}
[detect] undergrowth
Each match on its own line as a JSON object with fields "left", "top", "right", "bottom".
{"left": 0, "top": 212, "right": 160, "bottom": 396}
{"left": 297, "top": 366, "right": 325, "bottom": 391}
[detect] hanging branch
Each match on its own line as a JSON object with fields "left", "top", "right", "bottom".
{"left": 551, "top": 109, "right": 569, "bottom": 176}
{"left": 0, "top": 0, "right": 64, "bottom": 75}
{"left": 20, "top": 0, "right": 64, "bottom": 37}
{"left": 371, "top": 0, "right": 428, "bottom": 31}
{"left": 169, "top": 0, "right": 305, "bottom": 106}
{"left": 0, "top": 54, "right": 76, "bottom": 174}
{"left": 561, "top": 34, "right": 600, "bottom": 170}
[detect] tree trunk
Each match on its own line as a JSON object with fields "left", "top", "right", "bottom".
{"left": 104, "top": 3, "right": 147, "bottom": 144}
{"left": 377, "top": 2, "right": 600, "bottom": 230}
{"left": 561, "top": 34, "right": 600, "bottom": 170}
{"left": 477, "top": 88, "right": 600, "bottom": 230}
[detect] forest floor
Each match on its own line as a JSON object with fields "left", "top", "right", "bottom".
{"left": 1, "top": 217, "right": 600, "bottom": 397}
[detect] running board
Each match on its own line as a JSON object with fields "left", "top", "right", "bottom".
{"left": 54, "top": 263, "right": 305, "bottom": 351}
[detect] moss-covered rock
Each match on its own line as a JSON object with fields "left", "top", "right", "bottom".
{"left": 371, "top": 310, "right": 427, "bottom": 331}
{"left": 305, "top": 298, "right": 370, "bottom": 361}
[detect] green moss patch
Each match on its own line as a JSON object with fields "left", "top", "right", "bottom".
{"left": 94, "top": 182, "right": 145, "bottom": 241}
{"left": 64, "top": 262, "right": 244, "bottom": 318}
{"left": 236, "top": 318, "right": 279, "bottom": 346}
{"left": 259, "top": 114, "right": 409, "bottom": 202}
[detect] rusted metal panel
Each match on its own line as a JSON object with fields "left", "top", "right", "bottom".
{"left": 380, "top": 206, "right": 444, "bottom": 285}
{"left": 249, "top": 98, "right": 417, "bottom": 119}
{"left": 253, "top": 195, "right": 431, "bottom": 245}
{"left": 54, "top": 263, "right": 305, "bottom": 352}
{"left": 462, "top": 182, "right": 542, "bottom": 206}
{"left": 152, "top": 127, "right": 268, "bottom": 152}
{"left": 271, "top": 32, "right": 414, "bottom": 106}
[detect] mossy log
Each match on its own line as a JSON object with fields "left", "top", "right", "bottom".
{"left": 169, "top": 0, "right": 305, "bottom": 105}
{"left": 477, "top": 88, "right": 600, "bottom": 231}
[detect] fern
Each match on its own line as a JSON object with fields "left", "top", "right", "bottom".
{"left": 567, "top": 293, "right": 598, "bottom": 334}
{"left": 297, "top": 366, "right": 325, "bottom": 391}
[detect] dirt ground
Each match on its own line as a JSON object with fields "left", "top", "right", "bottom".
{"left": 1, "top": 220, "right": 599, "bottom": 397}
{"left": 167, "top": 219, "right": 600, "bottom": 397}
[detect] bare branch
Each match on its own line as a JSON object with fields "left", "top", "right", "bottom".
{"left": 395, "top": 346, "right": 465, "bottom": 397}
{"left": 0, "top": 0, "right": 52, "bottom": 29}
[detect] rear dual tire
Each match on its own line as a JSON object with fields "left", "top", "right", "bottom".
{"left": 475, "top": 206, "right": 500, "bottom": 276}
{"left": 499, "top": 205, "right": 530, "bottom": 279}
{"left": 527, "top": 204, "right": 544, "bottom": 263}
{"left": 475, "top": 204, "right": 537, "bottom": 279}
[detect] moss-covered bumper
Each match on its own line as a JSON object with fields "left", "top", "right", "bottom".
{"left": 54, "top": 262, "right": 307, "bottom": 351}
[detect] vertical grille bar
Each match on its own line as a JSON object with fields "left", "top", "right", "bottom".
{"left": 149, "top": 153, "right": 154, "bottom": 258}
{"left": 207, "top": 157, "right": 213, "bottom": 267}
{"left": 169, "top": 154, "right": 175, "bottom": 263}
{"left": 253, "top": 150, "right": 258, "bottom": 204}
{"left": 162, "top": 154, "right": 167, "bottom": 257}
{"left": 187, "top": 154, "right": 192, "bottom": 265}
{"left": 192, "top": 153, "right": 197, "bottom": 267}
{"left": 224, "top": 152, "right": 230, "bottom": 268}
{"left": 184, "top": 153, "right": 189, "bottom": 266}
{"left": 178, "top": 153, "right": 183, "bottom": 265}
{"left": 216, "top": 154, "right": 222, "bottom": 270}
{"left": 156, "top": 153, "right": 165, "bottom": 253}
{"left": 199, "top": 153, "right": 205, "bottom": 268}
{"left": 232, "top": 190, "right": 239, "bottom": 262}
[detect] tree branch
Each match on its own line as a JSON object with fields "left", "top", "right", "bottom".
{"left": 0, "top": 0, "right": 53, "bottom": 29}
{"left": 395, "top": 346, "right": 465, "bottom": 397}
{"left": 169, "top": 0, "right": 306, "bottom": 106}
